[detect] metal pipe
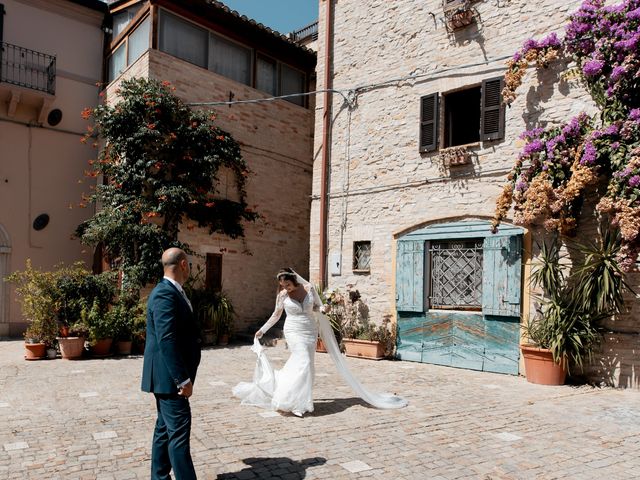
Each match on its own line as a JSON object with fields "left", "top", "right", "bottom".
{"left": 319, "top": 0, "right": 333, "bottom": 287}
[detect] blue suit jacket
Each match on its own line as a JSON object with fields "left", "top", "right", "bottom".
{"left": 141, "top": 279, "right": 201, "bottom": 394}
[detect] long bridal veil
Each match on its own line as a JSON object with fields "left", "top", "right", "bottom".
{"left": 299, "top": 272, "right": 408, "bottom": 410}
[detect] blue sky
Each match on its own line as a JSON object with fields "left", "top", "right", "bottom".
{"left": 219, "top": 1, "right": 318, "bottom": 34}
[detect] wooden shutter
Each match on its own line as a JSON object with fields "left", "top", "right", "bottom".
{"left": 480, "top": 77, "right": 505, "bottom": 141}
{"left": 396, "top": 240, "right": 425, "bottom": 312}
{"left": 482, "top": 235, "right": 522, "bottom": 317}
{"left": 205, "top": 253, "right": 222, "bottom": 292}
{"left": 419, "top": 93, "right": 439, "bottom": 153}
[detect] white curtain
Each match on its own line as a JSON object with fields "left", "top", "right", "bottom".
{"left": 127, "top": 17, "right": 150, "bottom": 66}
{"left": 280, "top": 64, "right": 305, "bottom": 106}
{"left": 209, "top": 34, "right": 251, "bottom": 85}
{"left": 256, "top": 56, "right": 277, "bottom": 95}
{"left": 159, "top": 11, "right": 208, "bottom": 68}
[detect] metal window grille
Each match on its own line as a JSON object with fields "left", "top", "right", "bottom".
{"left": 353, "top": 241, "right": 371, "bottom": 272}
{"left": 0, "top": 42, "right": 56, "bottom": 94}
{"left": 429, "top": 239, "right": 483, "bottom": 310}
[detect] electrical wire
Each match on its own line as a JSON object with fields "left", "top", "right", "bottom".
{"left": 310, "top": 165, "right": 513, "bottom": 200}
{"left": 186, "top": 54, "right": 514, "bottom": 109}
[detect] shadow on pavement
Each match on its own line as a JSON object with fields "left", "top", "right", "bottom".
{"left": 216, "top": 456, "right": 326, "bottom": 479}
{"left": 311, "top": 396, "right": 370, "bottom": 416}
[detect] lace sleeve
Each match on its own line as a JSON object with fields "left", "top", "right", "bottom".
{"left": 258, "top": 290, "right": 286, "bottom": 335}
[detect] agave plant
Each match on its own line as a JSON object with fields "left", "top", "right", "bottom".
{"left": 526, "top": 228, "right": 632, "bottom": 372}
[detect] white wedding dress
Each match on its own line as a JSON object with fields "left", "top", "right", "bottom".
{"left": 232, "top": 273, "right": 407, "bottom": 415}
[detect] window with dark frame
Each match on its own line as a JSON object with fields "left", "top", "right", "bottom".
{"left": 428, "top": 239, "right": 483, "bottom": 311}
{"left": 205, "top": 253, "right": 222, "bottom": 292}
{"left": 0, "top": 4, "right": 5, "bottom": 43}
{"left": 419, "top": 77, "right": 505, "bottom": 152}
{"left": 151, "top": 9, "right": 307, "bottom": 107}
{"left": 353, "top": 241, "right": 371, "bottom": 273}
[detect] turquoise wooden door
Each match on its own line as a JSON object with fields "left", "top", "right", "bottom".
{"left": 396, "top": 221, "right": 523, "bottom": 375}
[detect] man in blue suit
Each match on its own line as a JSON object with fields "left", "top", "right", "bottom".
{"left": 142, "top": 248, "right": 201, "bottom": 480}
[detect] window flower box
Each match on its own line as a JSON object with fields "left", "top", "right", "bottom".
{"left": 440, "top": 145, "right": 471, "bottom": 166}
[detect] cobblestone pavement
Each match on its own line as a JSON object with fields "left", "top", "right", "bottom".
{"left": 1, "top": 338, "right": 639, "bottom": 480}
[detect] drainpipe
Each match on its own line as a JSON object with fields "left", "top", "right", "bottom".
{"left": 319, "top": 0, "right": 333, "bottom": 287}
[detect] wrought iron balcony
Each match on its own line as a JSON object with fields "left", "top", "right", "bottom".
{"left": 0, "top": 42, "right": 56, "bottom": 95}
{"left": 289, "top": 21, "right": 318, "bottom": 43}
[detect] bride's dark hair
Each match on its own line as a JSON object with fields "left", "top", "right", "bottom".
{"left": 276, "top": 267, "right": 298, "bottom": 285}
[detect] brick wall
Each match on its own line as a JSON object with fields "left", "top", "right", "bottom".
{"left": 311, "top": 0, "right": 639, "bottom": 387}
{"left": 107, "top": 49, "right": 315, "bottom": 331}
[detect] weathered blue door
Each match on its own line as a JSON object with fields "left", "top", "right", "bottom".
{"left": 396, "top": 221, "right": 523, "bottom": 375}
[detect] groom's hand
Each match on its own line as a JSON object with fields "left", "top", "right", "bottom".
{"left": 178, "top": 381, "right": 193, "bottom": 398}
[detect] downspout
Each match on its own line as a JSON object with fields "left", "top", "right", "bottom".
{"left": 319, "top": 0, "right": 333, "bottom": 287}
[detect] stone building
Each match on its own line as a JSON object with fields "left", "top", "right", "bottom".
{"left": 311, "top": 0, "right": 639, "bottom": 387}
{"left": 0, "top": 0, "right": 107, "bottom": 335}
{"left": 104, "top": 0, "right": 316, "bottom": 331}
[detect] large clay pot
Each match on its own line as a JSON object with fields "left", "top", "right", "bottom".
{"left": 91, "top": 338, "right": 113, "bottom": 357}
{"left": 57, "top": 337, "right": 85, "bottom": 360}
{"left": 24, "top": 342, "right": 46, "bottom": 360}
{"left": 114, "top": 340, "right": 132, "bottom": 355}
{"left": 343, "top": 338, "right": 385, "bottom": 360}
{"left": 316, "top": 338, "right": 327, "bottom": 353}
{"left": 521, "top": 345, "right": 567, "bottom": 385}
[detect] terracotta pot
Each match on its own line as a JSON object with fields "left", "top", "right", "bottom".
{"left": 202, "top": 330, "right": 217, "bottom": 346}
{"left": 24, "top": 342, "right": 46, "bottom": 360}
{"left": 343, "top": 338, "right": 385, "bottom": 360}
{"left": 521, "top": 345, "right": 567, "bottom": 385}
{"left": 57, "top": 337, "right": 85, "bottom": 359}
{"left": 218, "top": 333, "right": 229, "bottom": 346}
{"left": 91, "top": 338, "right": 113, "bottom": 357}
{"left": 59, "top": 325, "right": 70, "bottom": 337}
{"left": 316, "top": 338, "right": 327, "bottom": 353}
{"left": 114, "top": 340, "right": 132, "bottom": 355}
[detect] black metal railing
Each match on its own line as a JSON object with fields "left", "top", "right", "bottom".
{"left": 0, "top": 42, "right": 56, "bottom": 95}
{"left": 289, "top": 21, "right": 318, "bottom": 43}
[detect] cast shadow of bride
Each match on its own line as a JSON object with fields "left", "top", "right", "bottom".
{"left": 216, "top": 456, "right": 326, "bottom": 479}
{"left": 310, "top": 396, "right": 370, "bottom": 416}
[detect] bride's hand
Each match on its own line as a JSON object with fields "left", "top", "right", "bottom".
{"left": 255, "top": 330, "right": 263, "bottom": 339}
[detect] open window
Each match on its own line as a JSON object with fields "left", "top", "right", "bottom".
{"left": 419, "top": 77, "right": 505, "bottom": 152}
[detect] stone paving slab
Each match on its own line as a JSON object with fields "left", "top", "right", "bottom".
{"left": 1, "top": 338, "right": 639, "bottom": 479}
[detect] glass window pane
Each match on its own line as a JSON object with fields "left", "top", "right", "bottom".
{"left": 159, "top": 10, "right": 208, "bottom": 68}
{"left": 107, "top": 44, "right": 126, "bottom": 82}
{"left": 256, "top": 55, "right": 277, "bottom": 95}
{"left": 113, "top": 9, "right": 134, "bottom": 38}
{"left": 209, "top": 33, "right": 251, "bottom": 85}
{"left": 281, "top": 63, "right": 305, "bottom": 106}
{"left": 127, "top": 17, "right": 150, "bottom": 65}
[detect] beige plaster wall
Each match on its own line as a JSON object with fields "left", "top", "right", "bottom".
{"left": 0, "top": 0, "right": 104, "bottom": 335}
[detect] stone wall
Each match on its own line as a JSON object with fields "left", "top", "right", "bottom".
{"left": 311, "top": 0, "right": 639, "bottom": 387}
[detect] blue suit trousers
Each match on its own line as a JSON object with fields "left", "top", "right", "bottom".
{"left": 151, "top": 394, "right": 196, "bottom": 480}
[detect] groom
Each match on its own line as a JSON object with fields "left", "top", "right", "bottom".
{"left": 141, "top": 247, "right": 201, "bottom": 480}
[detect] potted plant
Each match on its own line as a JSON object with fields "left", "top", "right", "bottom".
{"left": 55, "top": 268, "right": 116, "bottom": 359}
{"left": 324, "top": 286, "right": 395, "bottom": 360}
{"left": 6, "top": 260, "right": 60, "bottom": 360}
{"left": 522, "top": 229, "right": 631, "bottom": 385}
{"left": 84, "top": 299, "right": 113, "bottom": 357}
{"left": 213, "top": 292, "right": 234, "bottom": 346}
{"left": 318, "top": 287, "right": 345, "bottom": 352}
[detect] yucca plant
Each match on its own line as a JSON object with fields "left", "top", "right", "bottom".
{"left": 526, "top": 228, "right": 631, "bottom": 372}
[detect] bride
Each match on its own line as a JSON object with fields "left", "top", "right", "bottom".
{"left": 232, "top": 268, "right": 407, "bottom": 416}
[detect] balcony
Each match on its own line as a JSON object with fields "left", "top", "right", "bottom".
{"left": 289, "top": 21, "right": 318, "bottom": 44}
{"left": 1, "top": 42, "right": 56, "bottom": 95}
